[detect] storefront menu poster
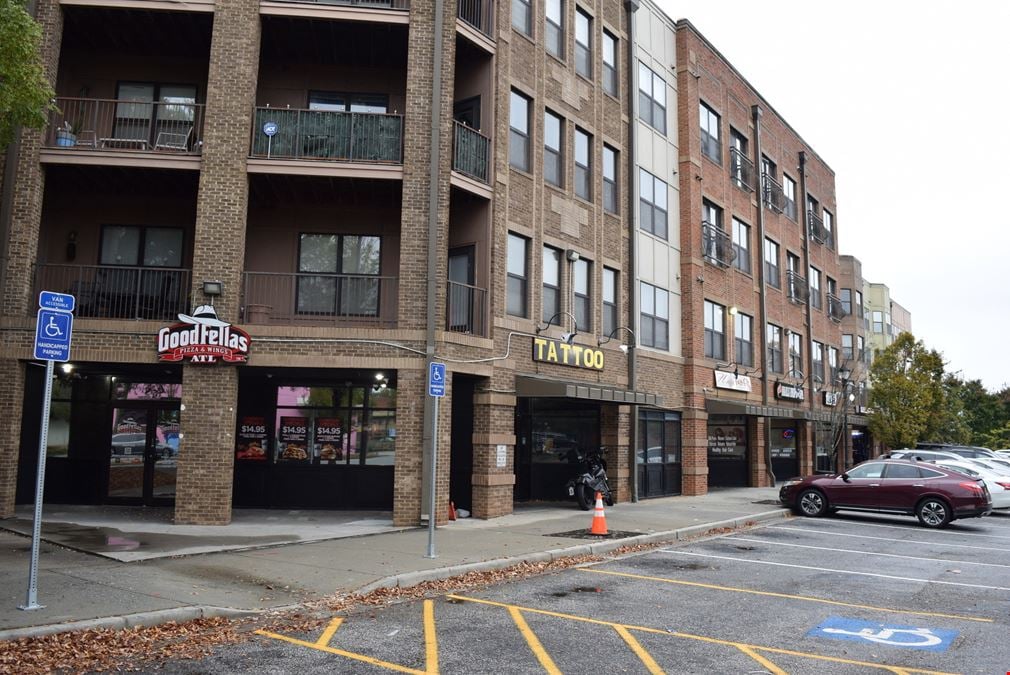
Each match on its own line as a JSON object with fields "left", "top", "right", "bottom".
{"left": 278, "top": 416, "right": 309, "bottom": 462}
{"left": 236, "top": 416, "right": 269, "bottom": 461}
{"left": 315, "top": 417, "right": 344, "bottom": 464}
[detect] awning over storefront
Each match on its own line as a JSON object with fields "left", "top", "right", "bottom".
{"left": 516, "top": 375, "right": 662, "bottom": 406}
{"left": 706, "top": 398, "right": 842, "bottom": 423}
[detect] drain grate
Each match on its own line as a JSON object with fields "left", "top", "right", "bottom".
{"left": 545, "top": 529, "right": 642, "bottom": 540}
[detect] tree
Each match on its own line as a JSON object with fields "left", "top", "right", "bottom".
{"left": 0, "top": 0, "right": 55, "bottom": 149}
{"left": 946, "top": 377, "right": 1006, "bottom": 446}
{"left": 868, "top": 332, "right": 946, "bottom": 449}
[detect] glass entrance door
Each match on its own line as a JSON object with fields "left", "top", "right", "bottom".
{"left": 108, "top": 406, "right": 179, "bottom": 504}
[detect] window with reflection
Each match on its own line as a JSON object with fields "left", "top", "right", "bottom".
{"left": 297, "top": 234, "right": 381, "bottom": 317}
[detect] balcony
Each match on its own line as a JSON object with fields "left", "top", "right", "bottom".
{"left": 46, "top": 97, "right": 205, "bottom": 155}
{"left": 808, "top": 210, "right": 827, "bottom": 244}
{"left": 250, "top": 108, "right": 403, "bottom": 163}
{"left": 729, "top": 148, "right": 755, "bottom": 192}
{"left": 762, "top": 173, "right": 785, "bottom": 214}
{"left": 241, "top": 271, "right": 398, "bottom": 326}
{"left": 34, "top": 263, "right": 191, "bottom": 320}
{"left": 452, "top": 121, "right": 490, "bottom": 184}
{"left": 446, "top": 280, "right": 487, "bottom": 336}
{"left": 702, "top": 222, "right": 735, "bottom": 268}
{"left": 786, "top": 270, "right": 808, "bottom": 304}
{"left": 268, "top": 0, "right": 409, "bottom": 7}
{"left": 457, "top": 0, "right": 493, "bottom": 37}
{"left": 827, "top": 293, "right": 847, "bottom": 322}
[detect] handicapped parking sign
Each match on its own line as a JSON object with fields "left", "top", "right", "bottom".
{"left": 428, "top": 362, "right": 446, "bottom": 397}
{"left": 34, "top": 309, "right": 73, "bottom": 362}
{"left": 808, "top": 616, "right": 957, "bottom": 652}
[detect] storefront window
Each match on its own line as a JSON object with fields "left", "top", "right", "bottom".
{"left": 707, "top": 416, "right": 746, "bottom": 458}
{"left": 111, "top": 381, "right": 181, "bottom": 400}
{"left": 47, "top": 399, "right": 71, "bottom": 458}
{"left": 770, "top": 422, "right": 797, "bottom": 459}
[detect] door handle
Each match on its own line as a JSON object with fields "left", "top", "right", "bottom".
{"left": 869, "top": 483, "right": 880, "bottom": 487}
{"left": 913, "top": 484, "right": 924, "bottom": 487}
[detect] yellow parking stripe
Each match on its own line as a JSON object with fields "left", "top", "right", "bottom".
{"left": 315, "top": 617, "right": 343, "bottom": 647}
{"left": 735, "top": 645, "right": 786, "bottom": 675}
{"left": 508, "top": 606, "right": 562, "bottom": 675}
{"left": 424, "top": 598, "right": 439, "bottom": 675}
{"left": 579, "top": 567, "right": 993, "bottom": 623}
{"left": 446, "top": 594, "right": 957, "bottom": 675}
{"left": 614, "top": 625, "right": 664, "bottom": 675}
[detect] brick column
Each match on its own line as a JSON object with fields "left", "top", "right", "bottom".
{"left": 749, "top": 416, "right": 769, "bottom": 487}
{"left": 393, "top": 367, "right": 425, "bottom": 525}
{"left": 798, "top": 420, "right": 815, "bottom": 477}
{"left": 470, "top": 389, "right": 516, "bottom": 519}
{"left": 681, "top": 408, "right": 708, "bottom": 496}
{"left": 0, "top": 360, "right": 26, "bottom": 517}
{"left": 173, "top": 0, "right": 260, "bottom": 525}
{"left": 601, "top": 404, "right": 631, "bottom": 503}
{"left": 175, "top": 367, "right": 238, "bottom": 524}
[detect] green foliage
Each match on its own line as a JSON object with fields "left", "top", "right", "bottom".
{"left": 868, "top": 332, "right": 946, "bottom": 449}
{"left": 946, "top": 377, "right": 1008, "bottom": 446}
{"left": 980, "top": 421, "right": 1010, "bottom": 450}
{"left": 0, "top": 0, "right": 55, "bottom": 149}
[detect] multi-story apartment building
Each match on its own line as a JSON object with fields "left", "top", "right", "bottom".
{"left": 837, "top": 254, "right": 872, "bottom": 462}
{"left": 1, "top": 0, "right": 654, "bottom": 525}
{"left": 864, "top": 282, "right": 912, "bottom": 358}
{"left": 674, "top": 20, "right": 845, "bottom": 489}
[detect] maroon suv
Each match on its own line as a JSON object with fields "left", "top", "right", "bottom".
{"left": 779, "top": 459, "right": 992, "bottom": 528}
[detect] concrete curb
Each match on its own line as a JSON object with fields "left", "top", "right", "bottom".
{"left": 0, "top": 508, "right": 790, "bottom": 642}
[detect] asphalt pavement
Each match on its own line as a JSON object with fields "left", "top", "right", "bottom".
{"left": 0, "top": 488, "right": 786, "bottom": 641}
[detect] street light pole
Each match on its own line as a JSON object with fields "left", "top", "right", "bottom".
{"left": 837, "top": 366, "right": 851, "bottom": 474}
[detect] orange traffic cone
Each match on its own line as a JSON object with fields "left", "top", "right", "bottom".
{"left": 589, "top": 492, "right": 609, "bottom": 535}
{"left": 448, "top": 501, "right": 457, "bottom": 521}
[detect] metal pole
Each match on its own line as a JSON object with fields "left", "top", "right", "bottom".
{"left": 20, "top": 359, "right": 53, "bottom": 611}
{"left": 425, "top": 395, "right": 439, "bottom": 559}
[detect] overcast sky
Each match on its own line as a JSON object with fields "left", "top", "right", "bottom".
{"left": 656, "top": 0, "right": 1010, "bottom": 392}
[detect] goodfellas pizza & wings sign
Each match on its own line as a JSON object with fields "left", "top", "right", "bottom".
{"left": 157, "top": 305, "right": 250, "bottom": 364}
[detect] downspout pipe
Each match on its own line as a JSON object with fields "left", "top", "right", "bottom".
{"left": 751, "top": 104, "right": 774, "bottom": 487}
{"left": 799, "top": 150, "right": 814, "bottom": 419}
{"left": 626, "top": 0, "right": 640, "bottom": 501}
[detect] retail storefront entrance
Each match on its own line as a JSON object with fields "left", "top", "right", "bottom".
{"left": 707, "top": 415, "right": 749, "bottom": 487}
{"left": 108, "top": 404, "right": 180, "bottom": 504}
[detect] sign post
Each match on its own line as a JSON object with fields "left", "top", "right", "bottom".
{"left": 426, "top": 362, "right": 446, "bottom": 559}
{"left": 262, "top": 121, "right": 278, "bottom": 158}
{"left": 21, "top": 292, "right": 75, "bottom": 610}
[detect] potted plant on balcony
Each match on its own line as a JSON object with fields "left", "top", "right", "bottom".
{"left": 55, "top": 120, "right": 78, "bottom": 147}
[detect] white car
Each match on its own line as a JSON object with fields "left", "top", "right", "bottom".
{"left": 967, "top": 457, "right": 1010, "bottom": 475}
{"left": 932, "top": 460, "right": 1010, "bottom": 509}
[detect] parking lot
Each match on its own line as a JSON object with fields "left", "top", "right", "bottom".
{"left": 168, "top": 510, "right": 1010, "bottom": 673}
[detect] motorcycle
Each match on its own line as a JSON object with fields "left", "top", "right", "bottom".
{"left": 565, "top": 447, "right": 614, "bottom": 510}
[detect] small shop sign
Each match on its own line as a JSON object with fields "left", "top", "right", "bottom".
{"left": 714, "top": 370, "right": 752, "bottom": 392}
{"left": 236, "top": 416, "right": 268, "bottom": 461}
{"left": 824, "top": 391, "right": 841, "bottom": 406}
{"left": 775, "top": 382, "right": 804, "bottom": 401}
{"left": 532, "top": 337, "right": 604, "bottom": 371}
{"left": 157, "top": 305, "right": 250, "bottom": 364}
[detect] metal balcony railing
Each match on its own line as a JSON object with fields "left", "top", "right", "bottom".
{"left": 808, "top": 209, "right": 826, "bottom": 244}
{"left": 827, "top": 293, "right": 847, "bottom": 322}
{"left": 729, "top": 148, "right": 755, "bottom": 192}
{"left": 762, "top": 173, "right": 786, "bottom": 214}
{"left": 250, "top": 108, "right": 404, "bottom": 163}
{"left": 446, "top": 280, "right": 487, "bottom": 336}
{"left": 241, "top": 271, "right": 398, "bottom": 326}
{"left": 47, "top": 97, "right": 205, "bottom": 153}
{"left": 786, "top": 270, "right": 808, "bottom": 304}
{"left": 268, "top": 0, "right": 409, "bottom": 8}
{"left": 702, "top": 222, "right": 735, "bottom": 267}
{"left": 452, "top": 121, "right": 490, "bottom": 183}
{"left": 457, "top": 0, "right": 493, "bottom": 36}
{"left": 33, "top": 263, "right": 191, "bottom": 320}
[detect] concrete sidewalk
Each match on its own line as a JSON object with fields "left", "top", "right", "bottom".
{"left": 0, "top": 488, "right": 788, "bottom": 640}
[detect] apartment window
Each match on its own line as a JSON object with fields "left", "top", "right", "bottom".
{"left": 297, "top": 234, "right": 381, "bottom": 316}
{"left": 840, "top": 289, "right": 852, "bottom": 314}
{"left": 575, "top": 8, "right": 592, "bottom": 78}
{"left": 507, "top": 233, "right": 528, "bottom": 317}
{"left": 823, "top": 208, "right": 834, "bottom": 248}
{"left": 767, "top": 324, "right": 783, "bottom": 374}
{"left": 542, "top": 246, "right": 561, "bottom": 323}
{"left": 827, "top": 277, "right": 837, "bottom": 298}
{"left": 761, "top": 155, "right": 776, "bottom": 180}
{"left": 730, "top": 129, "right": 748, "bottom": 189}
{"left": 856, "top": 290, "right": 864, "bottom": 318}
{"left": 704, "top": 300, "right": 725, "bottom": 360}
{"left": 858, "top": 335, "right": 866, "bottom": 362}
{"left": 812, "top": 341, "right": 824, "bottom": 385}
{"left": 783, "top": 174, "right": 797, "bottom": 220}
{"left": 638, "top": 62, "right": 666, "bottom": 134}
{"left": 602, "top": 31, "right": 618, "bottom": 96}
{"left": 842, "top": 334, "right": 854, "bottom": 360}
{"left": 735, "top": 312, "right": 754, "bottom": 366}
{"left": 573, "top": 258, "right": 591, "bottom": 331}
{"left": 574, "top": 128, "right": 592, "bottom": 200}
{"left": 512, "top": 0, "right": 532, "bottom": 35}
{"left": 807, "top": 194, "right": 819, "bottom": 223}
{"left": 639, "top": 169, "right": 668, "bottom": 239}
{"left": 872, "top": 310, "right": 884, "bottom": 334}
{"left": 788, "top": 332, "right": 803, "bottom": 378}
{"left": 544, "top": 110, "right": 563, "bottom": 187}
{"left": 699, "top": 102, "right": 721, "bottom": 164}
{"left": 809, "top": 266, "right": 822, "bottom": 309}
{"left": 100, "top": 225, "right": 183, "bottom": 268}
{"left": 546, "top": 0, "right": 564, "bottom": 59}
{"left": 509, "top": 90, "right": 530, "bottom": 171}
{"left": 640, "top": 282, "right": 669, "bottom": 349}
{"left": 764, "top": 238, "right": 780, "bottom": 288}
{"left": 732, "top": 218, "right": 751, "bottom": 274}
{"left": 702, "top": 200, "right": 724, "bottom": 264}
{"left": 602, "top": 267, "right": 617, "bottom": 337}
{"left": 828, "top": 346, "right": 839, "bottom": 381}
{"left": 602, "top": 145, "right": 618, "bottom": 214}
{"left": 308, "top": 91, "right": 387, "bottom": 113}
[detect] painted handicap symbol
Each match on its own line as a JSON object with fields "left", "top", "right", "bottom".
{"left": 821, "top": 627, "right": 942, "bottom": 648}
{"left": 45, "top": 315, "right": 64, "bottom": 338}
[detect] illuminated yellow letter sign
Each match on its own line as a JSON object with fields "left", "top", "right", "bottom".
{"left": 532, "top": 337, "right": 605, "bottom": 370}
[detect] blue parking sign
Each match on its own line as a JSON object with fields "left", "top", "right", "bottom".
{"left": 34, "top": 309, "right": 73, "bottom": 362}
{"left": 428, "top": 362, "right": 446, "bottom": 397}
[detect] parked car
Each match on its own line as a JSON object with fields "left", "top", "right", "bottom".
{"left": 929, "top": 459, "right": 1010, "bottom": 509}
{"left": 886, "top": 449, "right": 964, "bottom": 463}
{"left": 966, "top": 456, "right": 1010, "bottom": 475}
{"left": 780, "top": 459, "right": 992, "bottom": 528}
{"left": 915, "top": 442, "right": 997, "bottom": 459}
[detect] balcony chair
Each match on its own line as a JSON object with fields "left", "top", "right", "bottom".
{"left": 154, "top": 128, "right": 193, "bottom": 152}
